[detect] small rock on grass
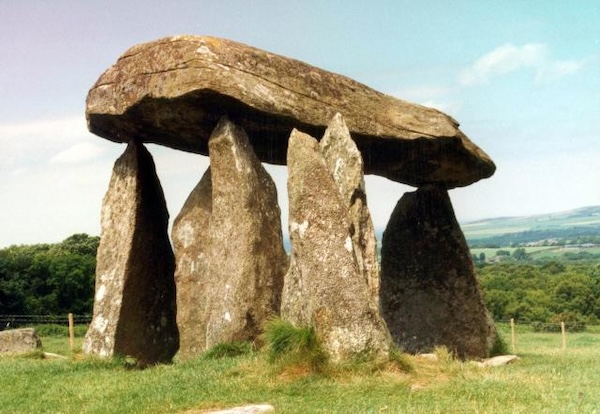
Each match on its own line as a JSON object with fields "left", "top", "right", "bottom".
{"left": 0, "top": 328, "right": 42, "bottom": 355}
{"left": 188, "top": 404, "right": 275, "bottom": 414}
{"left": 481, "top": 354, "right": 519, "bottom": 367}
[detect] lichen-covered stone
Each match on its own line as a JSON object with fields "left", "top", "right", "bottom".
{"left": 380, "top": 184, "right": 497, "bottom": 359}
{"left": 171, "top": 168, "right": 212, "bottom": 358}
{"left": 0, "top": 328, "right": 42, "bottom": 355}
{"left": 86, "top": 35, "right": 495, "bottom": 188}
{"left": 204, "top": 118, "right": 288, "bottom": 349}
{"left": 319, "top": 113, "right": 379, "bottom": 304}
{"left": 172, "top": 117, "right": 288, "bottom": 354}
{"left": 83, "top": 141, "right": 178, "bottom": 365}
{"left": 283, "top": 128, "right": 390, "bottom": 362}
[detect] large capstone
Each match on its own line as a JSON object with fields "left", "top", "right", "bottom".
{"left": 86, "top": 35, "right": 495, "bottom": 188}
{"left": 282, "top": 127, "right": 390, "bottom": 362}
{"left": 83, "top": 141, "right": 179, "bottom": 365}
{"left": 380, "top": 184, "right": 497, "bottom": 359}
{"left": 172, "top": 117, "right": 288, "bottom": 354}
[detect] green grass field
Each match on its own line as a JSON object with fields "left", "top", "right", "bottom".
{"left": 461, "top": 206, "right": 600, "bottom": 239}
{"left": 1, "top": 325, "right": 599, "bottom": 413}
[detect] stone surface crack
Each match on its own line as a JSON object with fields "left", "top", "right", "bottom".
{"left": 90, "top": 58, "right": 440, "bottom": 139}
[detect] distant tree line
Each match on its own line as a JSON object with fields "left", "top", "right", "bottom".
{"left": 472, "top": 247, "right": 538, "bottom": 264}
{"left": 477, "top": 261, "right": 600, "bottom": 325}
{"left": 2, "top": 234, "right": 600, "bottom": 329}
{"left": 468, "top": 227, "right": 600, "bottom": 248}
{"left": 0, "top": 234, "right": 98, "bottom": 316}
{"left": 472, "top": 248, "right": 600, "bottom": 265}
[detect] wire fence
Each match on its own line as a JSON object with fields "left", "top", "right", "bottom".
{"left": 1, "top": 315, "right": 595, "bottom": 331}
{"left": 497, "top": 318, "right": 600, "bottom": 353}
{"left": 0, "top": 314, "right": 92, "bottom": 330}
{"left": 495, "top": 319, "right": 589, "bottom": 333}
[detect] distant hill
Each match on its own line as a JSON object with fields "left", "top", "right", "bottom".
{"left": 461, "top": 206, "right": 600, "bottom": 247}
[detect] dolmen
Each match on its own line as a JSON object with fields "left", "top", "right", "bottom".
{"left": 83, "top": 35, "right": 497, "bottom": 364}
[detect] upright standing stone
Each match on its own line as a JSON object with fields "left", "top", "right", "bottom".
{"left": 173, "top": 117, "right": 288, "bottom": 353}
{"left": 319, "top": 113, "right": 380, "bottom": 304}
{"left": 171, "top": 168, "right": 212, "bottom": 358}
{"left": 380, "top": 184, "right": 497, "bottom": 359}
{"left": 83, "top": 141, "right": 179, "bottom": 365}
{"left": 283, "top": 128, "right": 390, "bottom": 362}
{"left": 204, "top": 117, "right": 288, "bottom": 349}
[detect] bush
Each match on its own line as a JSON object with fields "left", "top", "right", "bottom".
{"left": 262, "top": 318, "right": 328, "bottom": 373}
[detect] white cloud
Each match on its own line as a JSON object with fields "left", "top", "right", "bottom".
{"left": 0, "top": 116, "right": 89, "bottom": 170}
{"left": 0, "top": 116, "right": 86, "bottom": 144}
{"left": 459, "top": 43, "right": 589, "bottom": 87}
{"left": 534, "top": 59, "right": 586, "bottom": 85}
{"left": 459, "top": 43, "right": 547, "bottom": 86}
{"left": 50, "top": 142, "right": 107, "bottom": 164}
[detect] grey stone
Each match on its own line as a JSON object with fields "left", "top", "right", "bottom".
{"left": 172, "top": 168, "right": 212, "bottom": 358}
{"left": 0, "top": 328, "right": 42, "bottom": 355}
{"left": 482, "top": 354, "right": 519, "bottom": 367}
{"left": 173, "top": 117, "right": 288, "bottom": 354}
{"left": 319, "top": 113, "right": 379, "bottom": 304}
{"left": 83, "top": 141, "right": 179, "bottom": 365}
{"left": 282, "top": 128, "right": 390, "bottom": 362}
{"left": 192, "top": 404, "right": 274, "bottom": 414}
{"left": 380, "top": 184, "right": 497, "bottom": 359}
{"left": 86, "top": 35, "right": 495, "bottom": 188}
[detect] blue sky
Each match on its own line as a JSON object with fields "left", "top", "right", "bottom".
{"left": 1, "top": 0, "right": 599, "bottom": 247}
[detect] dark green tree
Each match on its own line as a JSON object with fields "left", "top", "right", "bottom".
{"left": 0, "top": 235, "right": 98, "bottom": 315}
{"left": 512, "top": 247, "right": 530, "bottom": 261}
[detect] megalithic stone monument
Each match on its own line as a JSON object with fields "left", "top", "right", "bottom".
{"left": 84, "top": 35, "right": 499, "bottom": 362}
{"left": 83, "top": 141, "right": 179, "bottom": 366}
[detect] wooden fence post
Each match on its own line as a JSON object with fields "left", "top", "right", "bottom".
{"left": 561, "top": 321, "right": 566, "bottom": 351}
{"left": 510, "top": 318, "right": 516, "bottom": 353}
{"left": 68, "top": 313, "right": 75, "bottom": 351}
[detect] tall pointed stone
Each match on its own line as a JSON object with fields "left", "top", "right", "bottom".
{"left": 283, "top": 128, "right": 390, "bottom": 362}
{"left": 173, "top": 117, "right": 288, "bottom": 353}
{"left": 319, "top": 113, "right": 380, "bottom": 303}
{"left": 380, "top": 184, "right": 497, "bottom": 359}
{"left": 83, "top": 141, "right": 178, "bottom": 366}
{"left": 205, "top": 117, "right": 288, "bottom": 348}
{"left": 171, "top": 168, "right": 212, "bottom": 358}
